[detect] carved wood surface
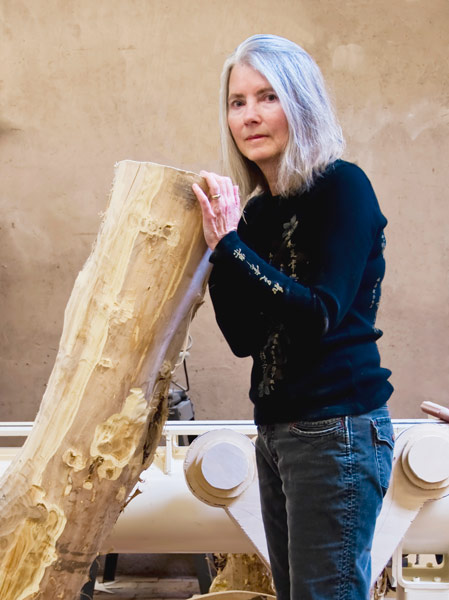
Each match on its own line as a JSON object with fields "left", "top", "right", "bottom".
{"left": 0, "top": 161, "right": 210, "bottom": 599}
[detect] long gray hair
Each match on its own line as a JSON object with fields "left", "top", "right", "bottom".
{"left": 219, "top": 34, "right": 345, "bottom": 198}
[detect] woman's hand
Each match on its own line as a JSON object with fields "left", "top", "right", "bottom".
{"left": 192, "top": 170, "right": 241, "bottom": 251}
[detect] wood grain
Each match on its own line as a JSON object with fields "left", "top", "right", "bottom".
{"left": 0, "top": 161, "right": 210, "bottom": 599}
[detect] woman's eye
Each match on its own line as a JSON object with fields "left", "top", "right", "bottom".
{"left": 230, "top": 100, "right": 244, "bottom": 108}
{"left": 266, "top": 93, "right": 278, "bottom": 102}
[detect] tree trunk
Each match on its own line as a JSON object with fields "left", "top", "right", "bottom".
{"left": 0, "top": 160, "right": 210, "bottom": 599}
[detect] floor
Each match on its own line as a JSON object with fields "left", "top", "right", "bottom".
{"left": 90, "top": 576, "right": 397, "bottom": 599}
{"left": 90, "top": 554, "right": 449, "bottom": 600}
{"left": 92, "top": 576, "right": 201, "bottom": 599}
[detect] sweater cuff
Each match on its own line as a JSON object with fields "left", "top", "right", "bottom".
{"left": 209, "top": 230, "right": 240, "bottom": 264}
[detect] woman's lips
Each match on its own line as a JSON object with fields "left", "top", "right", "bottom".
{"left": 246, "top": 134, "right": 267, "bottom": 141}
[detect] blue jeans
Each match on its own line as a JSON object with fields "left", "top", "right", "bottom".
{"left": 255, "top": 405, "right": 394, "bottom": 600}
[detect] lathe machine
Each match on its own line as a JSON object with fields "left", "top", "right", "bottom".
{"left": 1, "top": 411, "right": 449, "bottom": 599}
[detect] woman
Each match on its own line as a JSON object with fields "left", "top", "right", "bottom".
{"left": 192, "top": 34, "right": 394, "bottom": 600}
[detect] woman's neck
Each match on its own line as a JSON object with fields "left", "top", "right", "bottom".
{"left": 258, "top": 161, "right": 280, "bottom": 195}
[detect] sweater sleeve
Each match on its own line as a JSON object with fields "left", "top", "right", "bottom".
{"left": 207, "top": 197, "right": 268, "bottom": 358}
{"left": 209, "top": 163, "right": 384, "bottom": 343}
{"left": 208, "top": 260, "right": 267, "bottom": 357}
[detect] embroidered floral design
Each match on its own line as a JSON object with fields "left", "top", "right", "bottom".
{"left": 258, "top": 327, "right": 288, "bottom": 397}
{"left": 369, "top": 277, "right": 381, "bottom": 309}
{"left": 233, "top": 248, "right": 246, "bottom": 261}
{"left": 248, "top": 262, "right": 261, "bottom": 276}
{"left": 256, "top": 216, "right": 303, "bottom": 398}
{"left": 282, "top": 215, "right": 298, "bottom": 243}
{"left": 276, "top": 216, "right": 301, "bottom": 280}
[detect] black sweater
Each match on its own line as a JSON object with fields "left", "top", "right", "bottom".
{"left": 209, "top": 160, "right": 393, "bottom": 424}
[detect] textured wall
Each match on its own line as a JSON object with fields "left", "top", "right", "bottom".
{"left": 1, "top": 0, "right": 448, "bottom": 424}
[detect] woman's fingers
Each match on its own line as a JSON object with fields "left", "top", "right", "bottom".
{"left": 199, "top": 170, "right": 220, "bottom": 198}
{"left": 192, "top": 183, "right": 214, "bottom": 217}
{"left": 193, "top": 171, "right": 240, "bottom": 250}
{"left": 222, "top": 174, "right": 234, "bottom": 203}
{"left": 192, "top": 182, "right": 221, "bottom": 250}
{"left": 233, "top": 185, "right": 240, "bottom": 204}
{"left": 200, "top": 171, "right": 234, "bottom": 201}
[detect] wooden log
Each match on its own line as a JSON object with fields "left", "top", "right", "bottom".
{"left": 209, "top": 554, "right": 275, "bottom": 596}
{"left": 0, "top": 160, "right": 210, "bottom": 599}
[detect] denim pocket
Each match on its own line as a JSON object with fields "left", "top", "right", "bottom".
{"left": 289, "top": 417, "right": 345, "bottom": 438}
{"left": 371, "top": 416, "right": 395, "bottom": 494}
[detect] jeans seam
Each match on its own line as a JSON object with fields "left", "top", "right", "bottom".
{"left": 337, "top": 415, "right": 357, "bottom": 599}
{"left": 372, "top": 418, "right": 395, "bottom": 493}
{"left": 265, "top": 424, "right": 279, "bottom": 466}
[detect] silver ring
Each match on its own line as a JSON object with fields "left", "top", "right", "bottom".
{"left": 211, "top": 193, "right": 221, "bottom": 200}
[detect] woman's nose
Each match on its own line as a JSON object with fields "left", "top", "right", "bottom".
{"left": 243, "top": 101, "right": 261, "bottom": 124}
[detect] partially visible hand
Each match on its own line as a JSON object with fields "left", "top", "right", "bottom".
{"left": 192, "top": 170, "right": 241, "bottom": 251}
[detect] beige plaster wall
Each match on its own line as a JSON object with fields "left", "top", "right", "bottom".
{"left": 1, "top": 0, "right": 448, "bottom": 425}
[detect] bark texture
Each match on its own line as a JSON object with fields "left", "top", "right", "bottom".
{"left": 0, "top": 160, "right": 210, "bottom": 599}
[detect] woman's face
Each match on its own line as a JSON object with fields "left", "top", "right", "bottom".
{"left": 227, "top": 62, "right": 289, "bottom": 186}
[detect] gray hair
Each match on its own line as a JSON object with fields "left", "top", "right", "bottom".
{"left": 219, "top": 34, "right": 345, "bottom": 198}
